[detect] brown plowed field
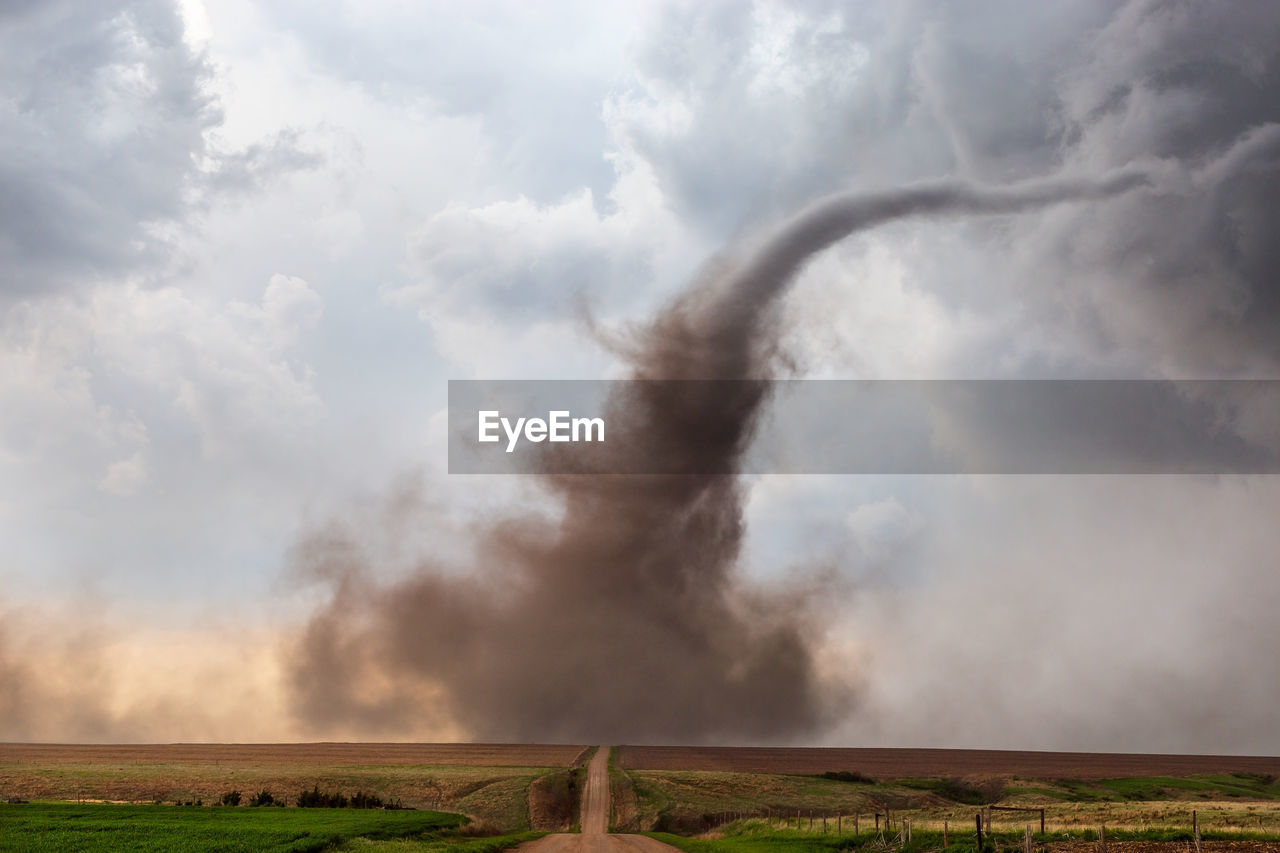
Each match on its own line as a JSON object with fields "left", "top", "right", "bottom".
{"left": 0, "top": 742, "right": 589, "bottom": 768}
{"left": 617, "top": 747, "right": 1280, "bottom": 780}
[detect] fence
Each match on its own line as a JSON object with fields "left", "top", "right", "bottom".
{"left": 702, "top": 803, "right": 1260, "bottom": 850}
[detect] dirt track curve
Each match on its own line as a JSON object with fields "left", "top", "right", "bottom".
{"left": 519, "top": 747, "right": 680, "bottom": 853}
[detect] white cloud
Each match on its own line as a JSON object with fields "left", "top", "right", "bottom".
{"left": 0, "top": 274, "right": 328, "bottom": 601}
{"left": 845, "top": 497, "right": 919, "bottom": 561}
{"left": 386, "top": 144, "right": 705, "bottom": 377}
{"left": 99, "top": 452, "right": 149, "bottom": 496}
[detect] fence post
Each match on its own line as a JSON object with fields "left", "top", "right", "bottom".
{"left": 976, "top": 813, "right": 984, "bottom": 850}
{"left": 1100, "top": 823, "right": 1107, "bottom": 853}
{"left": 944, "top": 818, "right": 949, "bottom": 848}
{"left": 1040, "top": 809, "right": 1045, "bottom": 835}
{"left": 1025, "top": 824, "right": 1032, "bottom": 853}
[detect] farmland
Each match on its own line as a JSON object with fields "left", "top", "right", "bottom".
{"left": 0, "top": 743, "right": 589, "bottom": 831}
{"left": 617, "top": 747, "right": 1280, "bottom": 780}
{"left": 610, "top": 747, "right": 1280, "bottom": 843}
{"left": 1, "top": 742, "right": 588, "bottom": 768}
{"left": 7, "top": 744, "right": 1280, "bottom": 853}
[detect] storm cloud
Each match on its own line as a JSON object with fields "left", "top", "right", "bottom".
{"left": 3, "top": 0, "right": 1280, "bottom": 751}
{"left": 0, "top": 1, "right": 214, "bottom": 298}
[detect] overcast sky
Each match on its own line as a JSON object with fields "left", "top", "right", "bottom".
{"left": 2, "top": 0, "right": 1279, "bottom": 750}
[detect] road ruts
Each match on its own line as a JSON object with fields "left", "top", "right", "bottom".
{"left": 517, "top": 747, "right": 682, "bottom": 853}
{"left": 581, "top": 743, "right": 610, "bottom": 835}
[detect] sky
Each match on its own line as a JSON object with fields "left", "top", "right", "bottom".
{"left": 2, "top": 0, "right": 1279, "bottom": 750}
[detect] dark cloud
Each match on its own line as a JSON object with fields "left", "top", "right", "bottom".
{"left": 609, "top": 1, "right": 1280, "bottom": 376}
{"left": 1030, "top": 0, "right": 1280, "bottom": 374}
{"left": 0, "top": 0, "right": 216, "bottom": 297}
{"left": 0, "top": 1, "right": 320, "bottom": 301}
{"left": 616, "top": 1, "right": 1120, "bottom": 236}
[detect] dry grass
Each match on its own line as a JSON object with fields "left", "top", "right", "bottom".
{"left": 615, "top": 769, "right": 1280, "bottom": 837}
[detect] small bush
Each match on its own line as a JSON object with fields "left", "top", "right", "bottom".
{"left": 900, "top": 777, "right": 1004, "bottom": 805}
{"left": 220, "top": 791, "right": 242, "bottom": 807}
{"left": 821, "top": 770, "right": 877, "bottom": 784}
{"left": 1232, "top": 772, "right": 1277, "bottom": 786}
{"left": 249, "top": 789, "right": 277, "bottom": 807}
{"left": 299, "top": 785, "right": 344, "bottom": 808}
{"left": 351, "top": 790, "right": 384, "bottom": 809}
{"left": 297, "top": 785, "right": 383, "bottom": 808}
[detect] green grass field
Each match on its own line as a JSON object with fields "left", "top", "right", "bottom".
{"left": 0, "top": 802, "right": 476, "bottom": 853}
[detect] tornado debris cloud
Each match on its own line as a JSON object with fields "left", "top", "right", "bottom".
{"left": 287, "top": 169, "right": 1152, "bottom": 743}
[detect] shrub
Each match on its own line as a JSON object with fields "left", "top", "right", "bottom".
{"left": 220, "top": 791, "right": 242, "bottom": 806}
{"left": 350, "top": 790, "right": 384, "bottom": 809}
{"left": 299, "top": 785, "right": 346, "bottom": 808}
{"left": 899, "top": 777, "right": 1004, "bottom": 805}
{"left": 821, "top": 770, "right": 877, "bottom": 784}
{"left": 296, "top": 784, "right": 387, "bottom": 808}
{"left": 249, "top": 789, "right": 277, "bottom": 807}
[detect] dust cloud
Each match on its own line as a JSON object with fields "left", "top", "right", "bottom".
{"left": 286, "top": 169, "right": 1155, "bottom": 744}
{"left": 0, "top": 606, "right": 303, "bottom": 743}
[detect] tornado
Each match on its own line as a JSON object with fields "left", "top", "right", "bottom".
{"left": 286, "top": 167, "right": 1153, "bottom": 743}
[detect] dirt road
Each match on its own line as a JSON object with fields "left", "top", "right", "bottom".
{"left": 519, "top": 747, "right": 681, "bottom": 853}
